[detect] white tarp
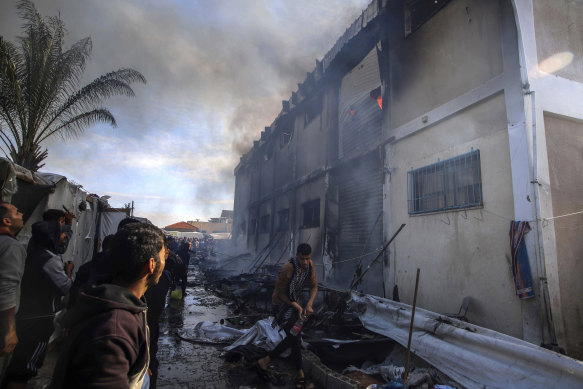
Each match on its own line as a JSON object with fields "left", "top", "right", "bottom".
{"left": 351, "top": 292, "right": 583, "bottom": 389}
{"left": 177, "top": 317, "right": 286, "bottom": 352}
{"left": 224, "top": 317, "right": 286, "bottom": 352}
{"left": 178, "top": 321, "right": 247, "bottom": 344}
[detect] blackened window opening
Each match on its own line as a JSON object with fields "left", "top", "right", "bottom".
{"left": 276, "top": 209, "right": 290, "bottom": 231}
{"left": 301, "top": 199, "right": 320, "bottom": 229}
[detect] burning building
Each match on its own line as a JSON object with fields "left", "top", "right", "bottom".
{"left": 232, "top": 0, "right": 583, "bottom": 361}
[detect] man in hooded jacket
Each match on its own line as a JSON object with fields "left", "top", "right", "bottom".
{"left": 51, "top": 222, "right": 166, "bottom": 389}
{"left": 2, "top": 220, "right": 74, "bottom": 388}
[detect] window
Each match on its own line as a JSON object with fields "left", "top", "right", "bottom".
{"left": 280, "top": 129, "right": 293, "bottom": 148}
{"left": 405, "top": 0, "right": 452, "bottom": 37}
{"left": 259, "top": 214, "right": 270, "bottom": 233}
{"left": 304, "top": 95, "right": 323, "bottom": 126}
{"left": 301, "top": 199, "right": 320, "bottom": 229}
{"left": 276, "top": 209, "right": 289, "bottom": 231}
{"left": 408, "top": 149, "right": 482, "bottom": 215}
{"left": 263, "top": 144, "right": 273, "bottom": 161}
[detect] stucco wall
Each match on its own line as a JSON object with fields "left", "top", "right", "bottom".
{"left": 296, "top": 100, "right": 327, "bottom": 179}
{"left": 390, "top": 0, "right": 504, "bottom": 128}
{"left": 232, "top": 166, "right": 251, "bottom": 241}
{"left": 294, "top": 177, "right": 326, "bottom": 281}
{"left": 543, "top": 113, "right": 583, "bottom": 359}
{"left": 534, "top": 0, "right": 583, "bottom": 83}
{"left": 388, "top": 93, "right": 523, "bottom": 338}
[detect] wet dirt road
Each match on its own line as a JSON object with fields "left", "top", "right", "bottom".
{"left": 152, "top": 261, "right": 314, "bottom": 389}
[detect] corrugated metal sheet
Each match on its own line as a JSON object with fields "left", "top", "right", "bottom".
{"left": 339, "top": 48, "right": 382, "bottom": 159}
{"left": 337, "top": 153, "right": 383, "bottom": 293}
{"left": 352, "top": 292, "right": 583, "bottom": 389}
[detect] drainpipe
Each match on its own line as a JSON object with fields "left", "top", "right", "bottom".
{"left": 529, "top": 91, "right": 558, "bottom": 347}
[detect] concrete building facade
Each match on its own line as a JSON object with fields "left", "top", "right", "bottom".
{"left": 232, "top": 0, "right": 583, "bottom": 360}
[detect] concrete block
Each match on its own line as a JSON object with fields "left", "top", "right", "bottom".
{"left": 301, "top": 350, "right": 361, "bottom": 389}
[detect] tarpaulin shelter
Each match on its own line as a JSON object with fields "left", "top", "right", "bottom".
{"left": 0, "top": 157, "right": 134, "bottom": 270}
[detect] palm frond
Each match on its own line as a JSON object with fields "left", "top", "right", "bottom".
{"left": 0, "top": 1, "right": 146, "bottom": 171}
{"left": 37, "top": 108, "right": 117, "bottom": 144}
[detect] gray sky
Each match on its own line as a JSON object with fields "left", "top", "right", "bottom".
{"left": 0, "top": 0, "right": 370, "bottom": 227}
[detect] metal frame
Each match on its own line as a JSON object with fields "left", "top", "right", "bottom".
{"left": 408, "top": 149, "right": 482, "bottom": 215}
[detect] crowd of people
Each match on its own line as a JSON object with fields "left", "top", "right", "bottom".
{"left": 0, "top": 203, "right": 197, "bottom": 388}
{"left": 0, "top": 202, "right": 317, "bottom": 389}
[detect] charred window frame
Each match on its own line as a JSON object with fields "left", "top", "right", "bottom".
{"left": 276, "top": 208, "right": 290, "bottom": 231}
{"left": 259, "top": 214, "right": 270, "bottom": 233}
{"left": 263, "top": 144, "right": 273, "bottom": 161}
{"left": 405, "top": 0, "right": 452, "bottom": 37}
{"left": 408, "top": 149, "right": 482, "bottom": 215}
{"left": 280, "top": 128, "right": 293, "bottom": 148}
{"left": 300, "top": 199, "right": 320, "bottom": 229}
{"left": 304, "top": 94, "right": 323, "bottom": 127}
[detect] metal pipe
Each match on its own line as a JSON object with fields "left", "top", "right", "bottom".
{"left": 530, "top": 91, "right": 557, "bottom": 345}
{"left": 403, "top": 268, "right": 420, "bottom": 388}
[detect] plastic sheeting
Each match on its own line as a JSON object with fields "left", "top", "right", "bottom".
{"left": 178, "top": 321, "right": 247, "bottom": 344}
{"left": 351, "top": 292, "right": 583, "bottom": 389}
{"left": 224, "top": 317, "right": 286, "bottom": 352}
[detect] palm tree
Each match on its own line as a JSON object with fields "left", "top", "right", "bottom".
{"left": 0, "top": 0, "right": 146, "bottom": 171}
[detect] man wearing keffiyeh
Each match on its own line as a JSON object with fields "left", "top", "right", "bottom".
{"left": 257, "top": 243, "right": 318, "bottom": 389}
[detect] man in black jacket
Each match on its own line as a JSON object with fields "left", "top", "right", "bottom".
{"left": 2, "top": 220, "right": 73, "bottom": 388}
{"left": 51, "top": 222, "right": 166, "bottom": 389}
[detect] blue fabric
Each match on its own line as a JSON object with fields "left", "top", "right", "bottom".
{"left": 510, "top": 221, "right": 534, "bottom": 299}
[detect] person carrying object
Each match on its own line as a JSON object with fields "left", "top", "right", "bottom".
{"left": 256, "top": 243, "right": 318, "bottom": 389}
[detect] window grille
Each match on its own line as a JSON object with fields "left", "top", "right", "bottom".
{"left": 408, "top": 149, "right": 482, "bottom": 215}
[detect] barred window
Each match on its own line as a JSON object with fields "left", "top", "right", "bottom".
{"left": 408, "top": 149, "right": 482, "bottom": 215}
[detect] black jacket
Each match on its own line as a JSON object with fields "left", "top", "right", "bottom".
{"left": 51, "top": 283, "right": 149, "bottom": 389}
{"left": 18, "top": 220, "right": 71, "bottom": 317}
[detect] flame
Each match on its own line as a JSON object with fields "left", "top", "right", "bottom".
{"left": 377, "top": 96, "right": 383, "bottom": 110}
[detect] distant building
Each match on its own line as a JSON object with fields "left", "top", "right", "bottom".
{"left": 187, "top": 210, "right": 233, "bottom": 234}
{"left": 164, "top": 221, "right": 200, "bottom": 232}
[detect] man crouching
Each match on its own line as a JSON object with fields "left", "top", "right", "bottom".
{"left": 51, "top": 222, "right": 166, "bottom": 388}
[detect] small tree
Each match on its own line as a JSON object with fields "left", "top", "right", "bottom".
{"left": 0, "top": 0, "right": 146, "bottom": 171}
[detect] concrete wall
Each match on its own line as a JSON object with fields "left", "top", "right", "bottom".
{"left": 543, "top": 113, "right": 583, "bottom": 359}
{"left": 534, "top": 0, "right": 583, "bottom": 83}
{"left": 384, "top": 0, "right": 525, "bottom": 337}
{"left": 294, "top": 177, "right": 326, "bottom": 281}
{"left": 390, "top": 0, "right": 503, "bottom": 129}
{"left": 513, "top": 0, "right": 583, "bottom": 357}
{"left": 296, "top": 99, "right": 327, "bottom": 179}
{"left": 387, "top": 93, "right": 523, "bottom": 337}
